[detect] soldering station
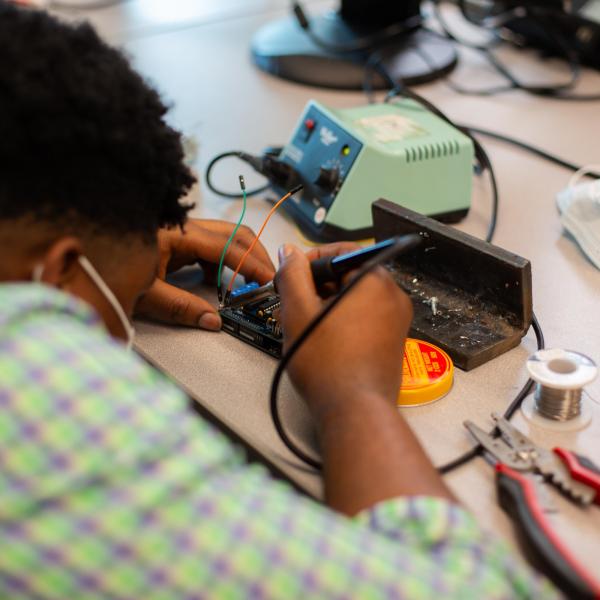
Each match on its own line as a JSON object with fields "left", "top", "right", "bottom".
{"left": 203, "top": 0, "right": 600, "bottom": 597}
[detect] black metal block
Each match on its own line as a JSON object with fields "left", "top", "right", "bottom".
{"left": 372, "top": 199, "right": 532, "bottom": 371}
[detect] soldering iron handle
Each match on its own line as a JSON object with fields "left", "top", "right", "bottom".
{"left": 495, "top": 464, "right": 600, "bottom": 600}
{"left": 310, "top": 257, "right": 337, "bottom": 289}
{"left": 310, "top": 235, "right": 421, "bottom": 291}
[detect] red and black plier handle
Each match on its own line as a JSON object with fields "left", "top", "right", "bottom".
{"left": 496, "top": 463, "right": 600, "bottom": 599}
{"left": 554, "top": 448, "right": 600, "bottom": 505}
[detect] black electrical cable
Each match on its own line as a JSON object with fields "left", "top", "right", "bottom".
{"left": 291, "top": 1, "right": 422, "bottom": 54}
{"left": 430, "top": 1, "right": 600, "bottom": 100}
{"left": 205, "top": 151, "right": 272, "bottom": 199}
{"left": 458, "top": 125, "right": 600, "bottom": 177}
{"left": 270, "top": 235, "right": 423, "bottom": 471}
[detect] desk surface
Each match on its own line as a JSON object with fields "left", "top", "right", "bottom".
{"left": 55, "top": 0, "right": 600, "bottom": 575}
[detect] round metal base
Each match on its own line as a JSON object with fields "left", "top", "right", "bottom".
{"left": 251, "top": 12, "right": 457, "bottom": 90}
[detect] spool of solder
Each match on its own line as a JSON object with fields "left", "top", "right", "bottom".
{"left": 398, "top": 338, "right": 454, "bottom": 407}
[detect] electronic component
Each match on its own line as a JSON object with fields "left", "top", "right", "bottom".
{"left": 272, "top": 99, "right": 474, "bottom": 242}
{"left": 220, "top": 236, "right": 421, "bottom": 356}
{"left": 220, "top": 286, "right": 283, "bottom": 357}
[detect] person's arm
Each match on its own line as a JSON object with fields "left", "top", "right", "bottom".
{"left": 275, "top": 243, "right": 455, "bottom": 515}
{"left": 2, "top": 284, "right": 557, "bottom": 599}
{"left": 135, "top": 219, "right": 275, "bottom": 330}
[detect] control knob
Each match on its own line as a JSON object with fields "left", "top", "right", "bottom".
{"left": 314, "top": 166, "right": 340, "bottom": 191}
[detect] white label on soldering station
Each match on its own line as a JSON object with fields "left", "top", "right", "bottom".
{"left": 354, "top": 115, "right": 426, "bottom": 143}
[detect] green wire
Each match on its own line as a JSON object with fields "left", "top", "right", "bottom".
{"left": 217, "top": 176, "right": 247, "bottom": 303}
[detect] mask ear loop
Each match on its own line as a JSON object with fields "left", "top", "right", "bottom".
{"left": 568, "top": 164, "right": 600, "bottom": 189}
{"left": 32, "top": 264, "right": 45, "bottom": 283}
{"left": 78, "top": 256, "right": 135, "bottom": 351}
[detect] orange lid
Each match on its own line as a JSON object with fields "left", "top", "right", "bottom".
{"left": 398, "top": 338, "right": 454, "bottom": 407}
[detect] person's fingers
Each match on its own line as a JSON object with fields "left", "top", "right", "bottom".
{"left": 304, "top": 242, "right": 362, "bottom": 262}
{"left": 178, "top": 227, "right": 275, "bottom": 284}
{"left": 275, "top": 244, "right": 322, "bottom": 339}
{"left": 135, "top": 279, "right": 222, "bottom": 331}
{"left": 185, "top": 220, "right": 274, "bottom": 273}
{"left": 223, "top": 245, "right": 275, "bottom": 284}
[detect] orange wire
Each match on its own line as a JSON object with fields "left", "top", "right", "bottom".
{"left": 226, "top": 189, "right": 294, "bottom": 295}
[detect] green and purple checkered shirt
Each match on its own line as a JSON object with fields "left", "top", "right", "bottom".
{"left": 0, "top": 284, "right": 557, "bottom": 599}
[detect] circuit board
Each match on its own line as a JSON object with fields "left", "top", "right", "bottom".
{"left": 219, "top": 286, "right": 283, "bottom": 358}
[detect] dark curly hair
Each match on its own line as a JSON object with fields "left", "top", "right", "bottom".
{"left": 0, "top": 2, "right": 195, "bottom": 239}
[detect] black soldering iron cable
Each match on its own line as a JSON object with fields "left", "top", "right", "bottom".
{"left": 270, "top": 231, "right": 545, "bottom": 475}
{"left": 270, "top": 236, "right": 422, "bottom": 471}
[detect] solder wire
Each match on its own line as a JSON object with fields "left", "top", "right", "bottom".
{"left": 534, "top": 386, "right": 583, "bottom": 421}
{"left": 225, "top": 184, "right": 303, "bottom": 304}
{"left": 217, "top": 176, "right": 247, "bottom": 304}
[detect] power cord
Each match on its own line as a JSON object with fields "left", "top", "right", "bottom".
{"left": 457, "top": 125, "right": 600, "bottom": 177}
{"left": 205, "top": 150, "right": 271, "bottom": 200}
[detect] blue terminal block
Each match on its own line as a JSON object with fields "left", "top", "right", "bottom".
{"left": 230, "top": 281, "right": 261, "bottom": 299}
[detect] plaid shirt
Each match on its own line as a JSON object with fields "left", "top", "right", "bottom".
{"left": 0, "top": 284, "right": 557, "bottom": 599}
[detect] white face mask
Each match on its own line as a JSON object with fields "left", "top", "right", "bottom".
{"left": 32, "top": 256, "right": 135, "bottom": 352}
{"left": 556, "top": 166, "right": 600, "bottom": 271}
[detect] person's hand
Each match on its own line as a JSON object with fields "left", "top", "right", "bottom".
{"left": 276, "top": 244, "right": 454, "bottom": 514}
{"left": 275, "top": 242, "right": 413, "bottom": 412}
{"left": 135, "top": 219, "right": 275, "bottom": 330}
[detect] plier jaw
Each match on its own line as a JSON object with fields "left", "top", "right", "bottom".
{"left": 465, "top": 413, "right": 598, "bottom": 505}
{"left": 464, "top": 414, "right": 538, "bottom": 472}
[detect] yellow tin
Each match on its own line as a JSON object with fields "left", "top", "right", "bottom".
{"left": 398, "top": 338, "right": 454, "bottom": 407}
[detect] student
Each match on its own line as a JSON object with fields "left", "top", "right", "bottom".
{"left": 0, "top": 4, "right": 556, "bottom": 598}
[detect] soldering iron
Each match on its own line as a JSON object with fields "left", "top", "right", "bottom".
{"left": 309, "top": 234, "right": 422, "bottom": 292}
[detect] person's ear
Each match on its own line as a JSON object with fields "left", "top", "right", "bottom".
{"left": 35, "top": 237, "right": 83, "bottom": 290}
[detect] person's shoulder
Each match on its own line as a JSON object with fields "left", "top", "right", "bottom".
{"left": 0, "top": 282, "right": 99, "bottom": 330}
{"left": 0, "top": 283, "right": 176, "bottom": 399}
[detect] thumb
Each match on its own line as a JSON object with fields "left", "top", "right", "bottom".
{"left": 136, "top": 279, "right": 222, "bottom": 331}
{"left": 275, "top": 244, "right": 320, "bottom": 337}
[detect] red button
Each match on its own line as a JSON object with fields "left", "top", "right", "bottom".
{"left": 304, "top": 118, "right": 315, "bottom": 130}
